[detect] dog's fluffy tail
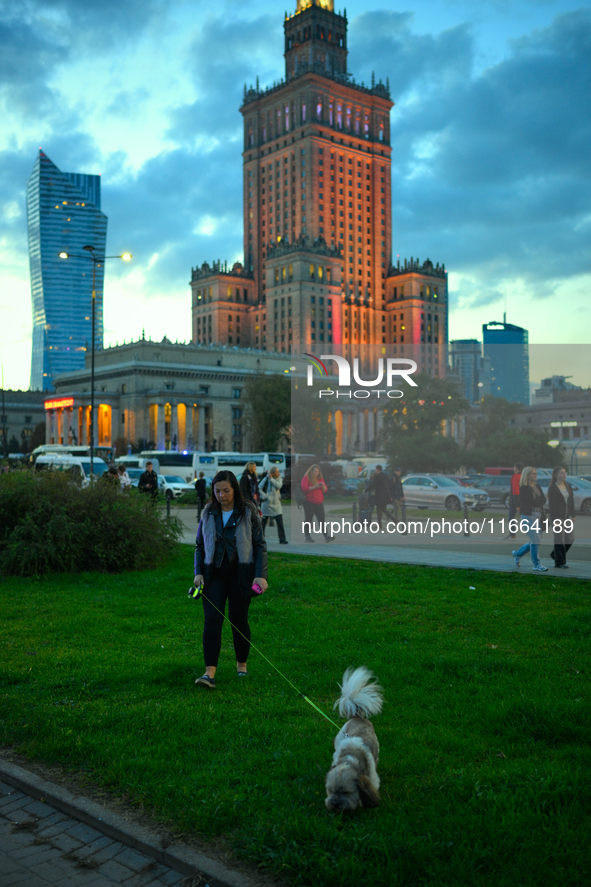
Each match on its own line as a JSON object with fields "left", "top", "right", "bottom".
{"left": 334, "top": 666, "right": 383, "bottom": 719}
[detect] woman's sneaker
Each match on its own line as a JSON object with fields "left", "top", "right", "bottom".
{"left": 532, "top": 564, "right": 549, "bottom": 573}
{"left": 512, "top": 551, "right": 521, "bottom": 567}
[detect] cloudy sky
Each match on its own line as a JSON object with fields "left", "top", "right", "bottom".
{"left": 1, "top": 0, "right": 590, "bottom": 390}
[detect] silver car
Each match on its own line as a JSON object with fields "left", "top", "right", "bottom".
{"left": 402, "top": 474, "right": 490, "bottom": 511}
{"left": 537, "top": 476, "right": 591, "bottom": 516}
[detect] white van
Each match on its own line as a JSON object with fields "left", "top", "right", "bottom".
{"left": 357, "top": 461, "right": 390, "bottom": 482}
{"left": 34, "top": 454, "right": 108, "bottom": 486}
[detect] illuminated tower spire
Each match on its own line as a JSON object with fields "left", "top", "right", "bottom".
{"left": 285, "top": 0, "right": 347, "bottom": 81}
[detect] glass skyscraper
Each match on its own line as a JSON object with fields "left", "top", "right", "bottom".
{"left": 482, "top": 320, "right": 529, "bottom": 405}
{"left": 27, "top": 150, "right": 107, "bottom": 390}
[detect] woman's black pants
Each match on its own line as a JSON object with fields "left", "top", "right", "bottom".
{"left": 202, "top": 560, "right": 251, "bottom": 667}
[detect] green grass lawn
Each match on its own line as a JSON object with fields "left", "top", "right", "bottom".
{"left": 1, "top": 550, "right": 590, "bottom": 886}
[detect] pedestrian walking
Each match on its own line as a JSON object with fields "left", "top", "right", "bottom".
{"left": 389, "top": 467, "right": 405, "bottom": 521}
{"left": 301, "top": 464, "right": 334, "bottom": 542}
{"left": 512, "top": 467, "right": 548, "bottom": 572}
{"left": 100, "top": 465, "right": 121, "bottom": 488}
{"left": 193, "top": 471, "right": 267, "bottom": 689}
{"left": 195, "top": 471, "right": 207, "bottom": 520}
{"left": 364, "top": 465, "right": 392, "bottom": 529}
{"left": 138, "top": 461, "right": 158, "bottom": 502}
{"left": 117, "top": 463, "right": 132, "bottom": 491}
{"left": 260, "top": 467, "right": 288, "bottom": 544}
{"left": 547, "top": 465, "right": 575, "bottom": 568}
{"left": 507, "top": 461, "right": 523, "bottom": 539}
{"left": 239, "top": 461, "right": 260, "bottom": 507}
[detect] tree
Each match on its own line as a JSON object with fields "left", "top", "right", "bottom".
{"left": 464, "top": 395, "right": 520, "bottom": 447}
{"left": 461, "top": 430, "right": 565, "bottom": 472}
{"left": 385, "top": 432, "right": 462, "bottom": 474}
{"left": 291, "top": 384, "right": 336, "bottom": 455}
{"left": 114, "top": 437, "right": 129, "bottom": 457}
{"left": 381, "top": 373, "right": 469, "bottom": 436}
{"left": 29, "top": 422, "right": 46, "bottom": 451}
{"left": 380, "top": 373, "right": 469, "bottom": 472}
{"left": 243, "top": 374, "right": 291, "bottom": 451}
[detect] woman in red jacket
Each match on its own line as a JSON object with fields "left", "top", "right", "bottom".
{"left": 300, "top": 464, "right": 334, "bottom": 543}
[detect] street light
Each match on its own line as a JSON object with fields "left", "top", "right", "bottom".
{"left": 59, "top": 246, "right": 132, "bottom": 473}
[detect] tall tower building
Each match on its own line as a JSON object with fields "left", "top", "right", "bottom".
{"left": 482, "top": 319, "right": 529, "bottom": 404}
{"left": 449, "top": 338, "right": 492, "bottom": 404}
{"left": 191, "top": 0, "right": 447, "bottom": 368}
{"left": 27, "top": 150, "right": 107, "bottom": 390}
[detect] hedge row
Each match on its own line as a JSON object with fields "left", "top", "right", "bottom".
{"left": 0, "top": 471, "right": 182, "bottom": 576}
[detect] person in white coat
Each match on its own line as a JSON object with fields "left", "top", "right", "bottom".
{"left": 260, "top": 467, "right": 288, "bottom": 544}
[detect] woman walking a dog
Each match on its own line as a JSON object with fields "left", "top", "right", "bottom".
{"left": 193, "top": 471, "right": 267, "bottom": 689}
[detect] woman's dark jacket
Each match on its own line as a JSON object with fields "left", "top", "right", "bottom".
{"left": 365, "top": 471, "right": 392, "bottom": 506}
{"left": 194, "top": 502, "right": 267, "bottom": 596}
{"left": 548, "top": 482, "right": 575, "bottom": 521}
{"left": 519, "top": 484, "right": 546, "bottom": 514}
{"left": 240, "top": 470, "right": 259, "bottom": 503}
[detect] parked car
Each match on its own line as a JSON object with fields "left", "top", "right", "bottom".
{"left": 445, "top": 475, "right": 476, "bottom": 487}
{"left": 401, "top": 474, "right": 490, "bottom": 511}
{"left": 536, "top": 475, "right": 591, "bottom": 516}
{"left": 342, "top": 477, "right": 363, "bottom": 496}
{"left": 158, "top": 475, "right": 195, "bottom": 499}
{"left": 126, "top": 468, "right": 145, "bottom": 488}
{"left": 468, "top": 474, "right": 513, "bottom": 507}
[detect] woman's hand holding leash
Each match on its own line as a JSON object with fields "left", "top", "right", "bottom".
{"left": 254, "top": 577, "right": 268, "bottom": 592}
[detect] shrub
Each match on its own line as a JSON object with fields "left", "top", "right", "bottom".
{"left": 0, "top": 470, "right": 182, "bottom": 576}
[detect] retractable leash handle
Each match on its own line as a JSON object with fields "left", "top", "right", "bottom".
{"left": 188, "top": 584, "right": 204, "bottom": 599}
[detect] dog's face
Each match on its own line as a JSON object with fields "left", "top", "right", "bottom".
{"left": 325, "top": 767, "right": 380, "bottom": 812}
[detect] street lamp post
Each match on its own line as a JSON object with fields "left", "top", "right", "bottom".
{"left": 59, "top": 247, "right": 132, "bottom": 474}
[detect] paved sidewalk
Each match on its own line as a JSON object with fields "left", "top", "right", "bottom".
{"left": 0, "top": 760, "right": 257, "bottom": 887}
{"left": 177, "top": 507, "right": 591, "bottom": 580}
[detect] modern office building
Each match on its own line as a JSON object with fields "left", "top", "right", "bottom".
{"left": 27, "top": 150, "right": 107, "bottom": 391}
{"left": 449, "top": 339, "right": 492, "bottom": 404}
{"left": 190, "top": 0, "right": 448, "bottom": 373}
{"left": 482, "top": 319, "right": 529, "bottom": 404}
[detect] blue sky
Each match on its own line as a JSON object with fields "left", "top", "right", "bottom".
{"left": 1, "top": 0, "right": 590, "bottom": 390}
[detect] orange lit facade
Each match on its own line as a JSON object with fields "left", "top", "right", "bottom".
{"left": 190, "top": 0, "right": 448, "bottom": 370}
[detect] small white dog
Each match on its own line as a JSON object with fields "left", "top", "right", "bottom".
{"left": 325, "top": 666, "right": 383, "bottom": 812}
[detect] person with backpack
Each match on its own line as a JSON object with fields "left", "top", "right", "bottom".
{"left": 260, "top": 467, "right": 288, "bottom": 544}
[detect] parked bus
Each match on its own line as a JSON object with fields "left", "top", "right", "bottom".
{"left": 138, "top": 451, "right": 196, "bottom": 483}
{"left": 138, "top": 451, "right": 287, "bottom": 483}
{"left": 191, "top": 452, "right": 287, "bottom": 481}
